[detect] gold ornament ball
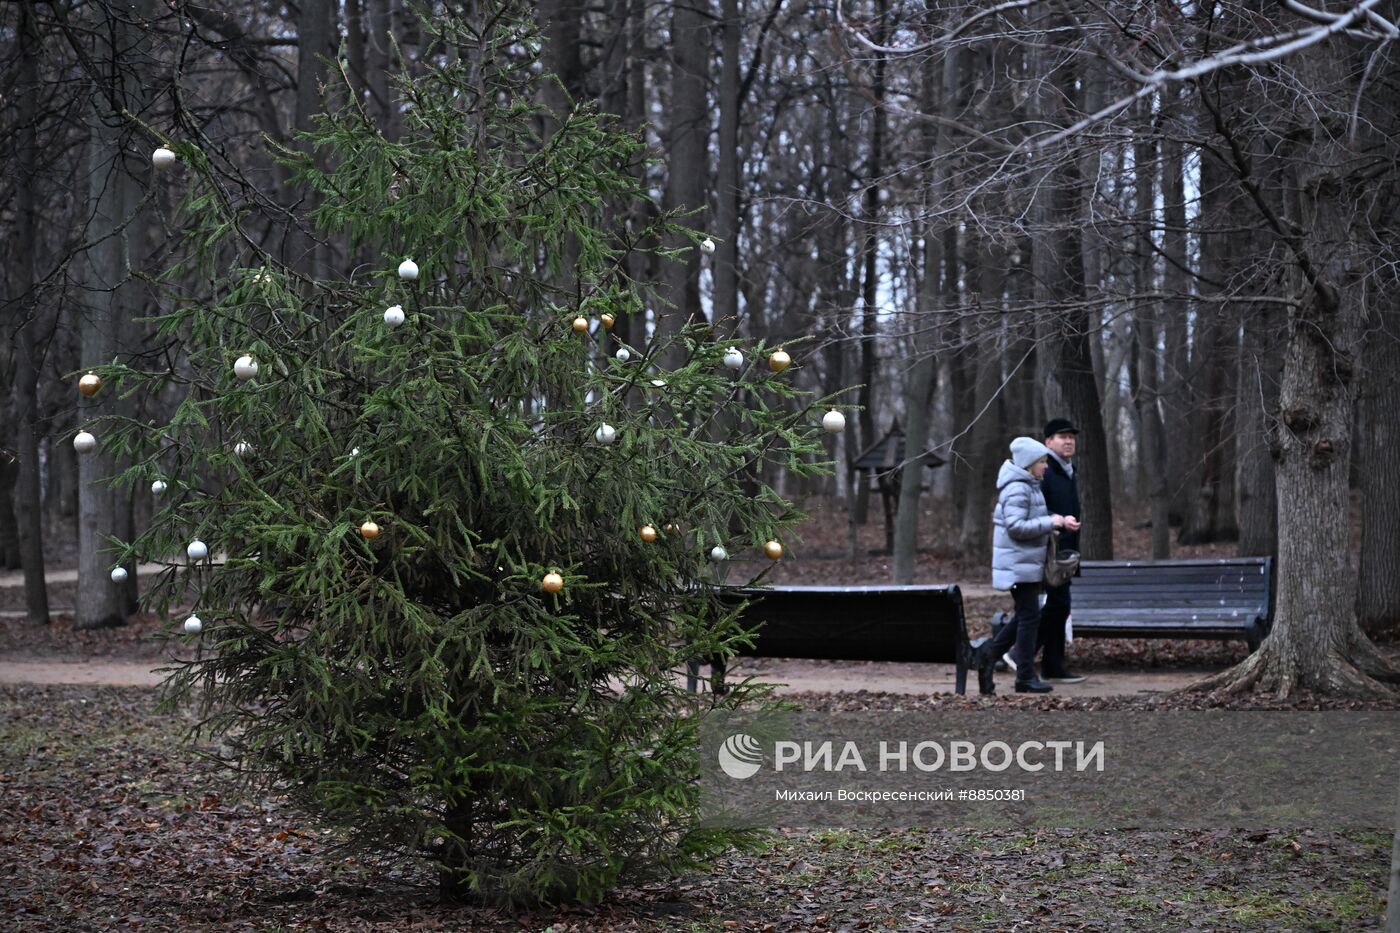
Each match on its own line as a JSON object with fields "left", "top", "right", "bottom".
{"left": 764, "top": 540, "right": 784, "bottom": 560}
{"left": 600, "top": 313, "right": 615, "bottom": 331}
{"left": 79, "top": 372, "right": 102, "bottom": 397}
{"left": 542, "top": 572, "right": 564, "bottom": 594}
{"left": 572, "top": 316, "right": 589, "bottom": 334}
{"left": 360, "top": 521, "right": 381, "bottom": 540}
{"left": 663, "top": 522, "right": 683, "bottom": 533}
{"left": 639, "top": 524, "right": 658, "bottom": 543}
{"left": 769, "top": 349, "right": 792, "bottom": 372}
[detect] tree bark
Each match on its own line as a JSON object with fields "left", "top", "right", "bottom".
{"left": 1160, "top": 109, "right": 1192, "bottom": 528}
{"left": 77, "top": 0, "right": 156, "bottom": 630}
{"left": 1191, "top": 52, "right": 1399, "bottom": 696}
{"left": 9, "top": 0, "right": 50, "bottom": 622}
{"left": 712, "top": 0, "right": 741, "bottom": 335}
{"left": 1236, "top": 302, "right": 1281, "bottom": 558}
{"left": 658, "top": 0, "right": 710, "bottom": 366}
{"left": 1131, "top": 110, "right": 1171, "bottom": 559}
{"left": 1358, "top": 309, "right": 1400, "bottom": 636}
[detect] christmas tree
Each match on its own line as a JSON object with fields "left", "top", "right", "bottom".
{"left": 99, "top": 2, "right": 841, "bottom": 907}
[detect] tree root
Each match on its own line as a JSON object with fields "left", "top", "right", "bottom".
{"left": 1181, "top": 641, "right": 1400, "bottom": 700}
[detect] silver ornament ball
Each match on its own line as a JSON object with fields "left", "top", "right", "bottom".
{"left": 397, "top": 259, "right": 419, "bottom": 280}
{"left": 152, "top": 147, "right": 177, "bottom": 170}
{"left": 151, "top": 479, "right": 168, "bottom": 496}
{"left": 723, "top": 348, "right": 743, "bottom": 371}
{"left": 384, "top": 305, "right": 405, "bottom": 328}
{"left": 700, "top": 238, "right": 716, "bottom": 255}
{"left": 822, "top": 410, "right": 847, "bottom": 433}
{"left": 595, "top": 423, "right": 617, "bottom": 445}
{"left": 73, "top": 431, "right": 97, "bottom": 454}
{"left": 234, "top": 354, "right": 258, "bottom": 381}
{"left": 709, "top": 546, "right": 728, "bottom": 562}
{"left": 187, "top": 540, "right": 208, "bottom": 561}
{"left": 110, "top": 567, "right": 129, "bottom": 584}
{"left": 183, "top": 614, "right": 203, "bottom": 634}
{"left": 615, "top": 347, "right": 631, "bottom": 363}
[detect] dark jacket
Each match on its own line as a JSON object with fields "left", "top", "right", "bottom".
{"left": 1041, "top": 455, "right": 1080, "bottom": 553}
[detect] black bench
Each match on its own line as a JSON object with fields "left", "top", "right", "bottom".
{"left": 994, "top": 557, "right": 1272, "bottom": 651}
{"left": 689, "top": 584, "right": 982, "bottom": 695}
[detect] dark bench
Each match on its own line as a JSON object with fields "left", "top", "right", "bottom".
{"left": 689, "top": 584, "right": 982, "bottom": 695}
{"left": 994, "top": 557, "right": 1273, "bottom": 651}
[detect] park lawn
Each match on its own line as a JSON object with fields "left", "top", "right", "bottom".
{"left": 0, "top": 683, "right": 1390, "bottom": 932}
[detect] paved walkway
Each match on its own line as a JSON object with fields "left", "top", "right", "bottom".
{"left": 0, "top": 657, "right": 1203, "bottom": 696}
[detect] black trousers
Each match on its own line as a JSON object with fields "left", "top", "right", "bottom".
{"left": 988, "top": 582, "right": 1043, "bottom": 682}
{"left": 1037, "top": 581, "right": 1071, "bottom": 676}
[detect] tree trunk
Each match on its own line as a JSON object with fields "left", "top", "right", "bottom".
{"left": 291, "top": 0, "right": 336, "bottom": 274}
{"left": 854, "top": 0, "right": 888, "bottom": 526}
{"left": 9, "top": 0, "right": 50, "bottom": 622}
{"left": 77, "top": 0, "right": 155, "bottom": 630}
{"left": 1131, "top": 112, "right": 1171, "bottom": 558}
{"left": 1191, "top": 65, "right": 1399, "bottom": 695}
{"left": 1236, "top": 303, "right": 1280, "bottom": 558}
{"left": 956, "top": 245, "right": 1004, "bottom": 561}
{"left": 712, "top": 0, "right": 741, "bottom": 334}
{"left": 892, "top": 40, "right": 955, "bottom": 583}
{"left": 658, "top": 0, "right": 709, "bottom": 365}
{"left": 368, "top": 0, "right": 400, "bottom": 140}
{"left": 1160, "top": 114, "right": 1192, "bottom": 528}
{"left": 1358, "top": 309, "right": 1400, "bottom": 636}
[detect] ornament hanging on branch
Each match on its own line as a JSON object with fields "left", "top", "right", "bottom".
{"left": 79, "top": 372, "right": 102, "bottom": 397}
{"left": 151, "top": 480, "right": 168, "bottom": 496}
{"left": 110, "top": 567, "right": 129, "bottom": 584}
{"left": 384, "top": 305, "right": 405, "bottom": 328}
{"left": 152, "top": 147, "right": 177, "bottom": 170}
{"left": 398, "top": 259, "right": 419, "bottom": 281}
{"left": 709, "top": 546, "right": 728, "bottom": 562}
{"left": 768, "top": 350, "right": 791, "bottom": 373}
{"left": 234, "top": 355, "right": 258, "bottom": 381}
{"left": 73, "top": 431, "right": 97, "bottom": 454}
{"left": 360, "top": 521, "right": 381, "bottom": 540}
{"left": 639, "top": 524, "right": 658, "bottom": 543}
{"left": 187, "top": 540, "right": 208, "bottom": 561}
{"left": 542, "top": 572, "right": 564, "bottom": 594}
{"left": 572, "top": 316, "right": 589, "bottom": 334}
{"left": 615, "top": 348, "right": 631, "bottom": 363}
{"left": 594, "top": 423, "right": 617, "bottom": 446}
{"left": 600, "top": 313, "right": 615, "bottom": 331}
{"left": 822, "top": 410, "right": 846, "bottom": 433}
{"left": 183, "top": 614, "right": 203, "bottom": 634}
{"left": 723, "top": 348, "right": 743, "bottom": 371}
{"left": 234, "top": 441, "right": 255, "bottom": 460}
{"left": 763, "top": 540, "right": 784, "bottom": 560}
{"left": 699, "top": 238, "right": 716, "bottom": 255}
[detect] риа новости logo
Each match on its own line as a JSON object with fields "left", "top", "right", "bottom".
{"left": 718, "top": 733, "right": 764, "bottom": 779}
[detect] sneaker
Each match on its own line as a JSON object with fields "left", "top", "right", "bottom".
{"left": 1042, "top": 672, "right": 1086, "bottom": 684}
{"left": 1014, "top": 679, "right": 1053, "bottom": 694}
{"left": 1001, "top": 652, "right": 1017, "bottom": 673}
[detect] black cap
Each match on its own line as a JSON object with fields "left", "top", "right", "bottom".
{"left": 1044, "top": 418, "right": 1079, "bottom": 439}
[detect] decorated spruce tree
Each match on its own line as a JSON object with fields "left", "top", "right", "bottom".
{"left": 97, "top": 3, "right": 843, "bottom": 907}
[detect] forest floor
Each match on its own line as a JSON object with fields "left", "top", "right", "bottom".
{"left": 2, "top": 500, "right": 1398, "bottom": 930}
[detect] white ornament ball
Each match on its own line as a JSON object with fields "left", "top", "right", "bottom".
{"left": 822, "top": 410, "right": 847, "bottom": 433}
{"left": 234, "top": 355, "right": 258, "bottom": 381}
{"left": 151, "top": 480, "right": 168, "bottom": 496}
{"left": 615, "top": 348, "right": 631, "bottom": 363}
{"left": 110, "top": 567, "right": 129, "bottom": 584}
{"left": 595, "top": 423, "right": 617, "bottom": 445}
{"left": 152, "top": 147, "right": 177, "bottom": 169}
{"left": 397, "top": 259, "right": 419, "bottom": 280}
{"left": 350, "top": 447, "right": 361, "bottom": 457}
{"left": 73, "top": 431, "right": 97, "bottom": 454}
{"left": 183, "top": 614, "right": 203, "bottom": 634}
{"left": 650, "top": 379, "right": 667, "bottom": 390}
{"left": 709, "top": 546, "right": 728, "bottom": 562}
{"left": 187, "top": 540, "right": 208, "bottom": 561}
{"left": 723, "top": 348, "right": 743, "bottom": 371}
{"left": 384, "top": 305, "right": 405, "bottom": 328}
{"left": 234, "top": 441, "right": 254, "bottom": 459}
{"left": 700, "top": 238, "right": 716, "bottom": 255}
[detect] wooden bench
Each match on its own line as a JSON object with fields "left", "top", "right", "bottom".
{"left": 994, "top": 557, "right": 1273, "bottom": 651}
{"left": 690, "top": 584, "right": 983, "bottom": 695}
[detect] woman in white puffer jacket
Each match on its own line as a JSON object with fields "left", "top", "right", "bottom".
{"left": 979, "top": 437, "right": 1079, "bottom": 694}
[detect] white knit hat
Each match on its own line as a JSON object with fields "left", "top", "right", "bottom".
{"left": 1010, "top": 436, "right": 1051, "bottom": 469}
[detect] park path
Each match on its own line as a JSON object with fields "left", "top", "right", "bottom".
{"left": 0, "top": 657, "right": 1201, "bottom": 696}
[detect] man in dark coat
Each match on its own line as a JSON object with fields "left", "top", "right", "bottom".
{"left": 1039, "top": 418, "right": 1086, "bottom": 683}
